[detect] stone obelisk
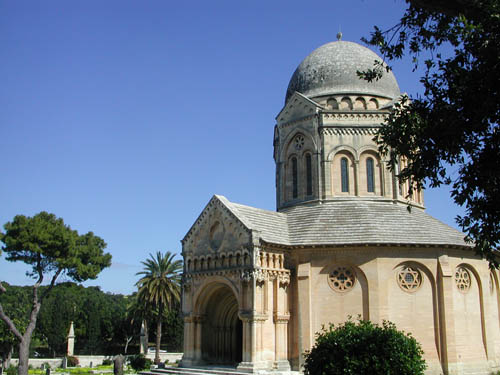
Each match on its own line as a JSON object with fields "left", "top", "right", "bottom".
{"left": 139, "top": 320, "right": 147, "bottom": 354}
{"left": 67, "top": 322, "right": 75, "bottom": 356}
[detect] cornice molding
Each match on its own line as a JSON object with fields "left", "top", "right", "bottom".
{"left": 321, "top": 127, "right": 378, "bottom": 136}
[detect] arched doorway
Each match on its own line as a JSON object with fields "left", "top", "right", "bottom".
{"left": 201, "top": 284, "right": 242, "bottom": 365}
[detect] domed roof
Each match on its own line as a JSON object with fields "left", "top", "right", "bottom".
{"left": 285, "top": 41, "right": 400, "bottom": 103}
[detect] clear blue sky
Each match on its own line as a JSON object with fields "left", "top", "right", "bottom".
{"left": 0, "top": 0, "right": 464, "bottom": 295}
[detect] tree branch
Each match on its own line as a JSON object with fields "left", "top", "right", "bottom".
{"left": 40, "top": 268, "right": 62, "bottom": 301}
{"left": 0, "top": 303, "right": 23, "bottom": 341}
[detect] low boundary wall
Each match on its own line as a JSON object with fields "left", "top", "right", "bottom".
{"left": 9, "top": 354, "right": 183, "bottom": 368}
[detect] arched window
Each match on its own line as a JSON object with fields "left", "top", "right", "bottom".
{"left": 306, "top": 154, "right": 312, "bottom": 196}
{"left": 341, "top": 157, "right": 349, "bottom": 193}
{"left": 292, "top": 157, "right": 298, "bottom": 199}
{"left": 366, "top": 157, "right": 375, "bottom": 193}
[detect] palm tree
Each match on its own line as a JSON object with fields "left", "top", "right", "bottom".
{"left": 126, "top": 292, "right": 153, "bottom": 354}
{"left": 135, "top": 251, "right": 182, "bottom": 364}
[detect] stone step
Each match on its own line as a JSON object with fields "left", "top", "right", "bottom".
{"left": 142, "top": 366, "right": 248, "bottom": 375}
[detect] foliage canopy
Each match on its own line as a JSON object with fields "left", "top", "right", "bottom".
{"left": 1, "top": 212, "right": 111, "bottom": 281}
{"left": 0, "top": 212, "right": 111, "bottom": 375}
{"left": 303, "top": 319, "right": 426, "bottom": 375}
{"left": 359, "top": 0, "right": 500, "bottom": 266}
{"left": 135, "top": 251, "right": 182, "bottom": 363}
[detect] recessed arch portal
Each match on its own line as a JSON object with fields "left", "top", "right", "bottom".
{"left": 199, "top": 283, "right": 242, "bottom": 365}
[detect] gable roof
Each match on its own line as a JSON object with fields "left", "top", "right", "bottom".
{"left": 193, "top": 196, "right": 469, "bottom": 249}
{"left": 276, "top": 91, "right": 322, "bottom": 122}
{"left": 282, "top": 200, "right": 467, "bottom": 247}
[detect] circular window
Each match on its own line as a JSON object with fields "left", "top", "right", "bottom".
{"left": 328, "top": 266, "right": 356, "bottom": 292}
{"left": 397, "top": 266, "right": 422, "bottom": 292}
{"left": 455, "top": 267, "right": 471, "bottom": 293}
{"left": 294, "top": 135, "right": 305, "bottom": 150}
{"left": 209, "top": 221, "right": 224, "bottom": 251}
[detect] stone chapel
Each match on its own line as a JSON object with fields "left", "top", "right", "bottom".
{"left": 179, "top": 40, "right": 500, "bottom": 375}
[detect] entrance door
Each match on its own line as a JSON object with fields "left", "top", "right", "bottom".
{"left": 201, "top": 285, "right": 243, "bottom": 365}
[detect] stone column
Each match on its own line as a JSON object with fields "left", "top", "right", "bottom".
{"left": 193, "top": 315, "right": 204, "bottom": 363}
{"left": 354, "top": 160, "right": 359, "bottom": 196}
{"left": 180, "top": 315, "right": 194, "bottom": 366}
{"left": 480, "top": 269, "right": 497, "bottom": 363}
{"left": 239, "top": 315, "right": 256, "bottom": 363}
{"left": 237, "top": 312, "right": 268, "bottom": 372}
{"left": 321, "top": 159, "right": 330, "bottom": 199}
{"left": 273, "top": 314, "right": 290, "bottom": 370}
{"left": 66, "top": 322, "right": 75, "bottom": 356}
{"left": 273, "top": 273, "right": 291, "bottom": 370}
{"left": 296, "top": 262, "right": 312, "bottom": 368}
{"left": 438, "top": 255, "right": 459, "bottom": 375}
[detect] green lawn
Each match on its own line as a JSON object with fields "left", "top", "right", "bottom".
{"left": 27, "top": 365, "right": 137, "bottom": 375}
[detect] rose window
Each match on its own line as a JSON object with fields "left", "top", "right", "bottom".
{"left": 328, "top": 266, "right": 356, "bottom": 292}
{"left": 294, "top": 135, "right": 305, "bottom": 150}
{"left": 397, "top": 266, "right": 422, "bottom": 292}
{"left": 455, "top": 267, "right": 471, "bottom": 293}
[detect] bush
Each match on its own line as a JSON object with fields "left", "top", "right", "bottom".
{"left": 66, "top": 355, "right": 79, "bottom": 367}
{"left": 102, "top": 358, "right": 113, "bottom": 366}
{"left": 304, "top": 319, "right": 426, "bottom": 375}
{"left": 6, "top": 366, "right": 17, "bottom": 375}
{"left": 128, "top": 354, "right": 152, "bottom": 371}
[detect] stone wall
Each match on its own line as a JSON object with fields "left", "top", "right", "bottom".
{"left": 9, "top": 354, "right": 183, "bottom": 368}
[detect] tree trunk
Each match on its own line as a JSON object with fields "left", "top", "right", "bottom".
{"left": 2, "top": 346, "right": 13, "bottom": 369}
{"left": 6, "top": 346, "right": 13, "bottom": 369}
{"left": 124, "top": 336, "right": 132, "bottom": 354}
{"left": 0, "top": 269, "right": 61, "bottom": 375}
{"left": 144, "top": 320, "right": 149, "bottom": 352}
{"left": 17, "top": 288, "right": 42, "bottom": 375}
{"left": 155, "top": 306, "right": 163, "bottom": 365}
{"left": 18, "top": 338, "right": 30, "bottom": 375}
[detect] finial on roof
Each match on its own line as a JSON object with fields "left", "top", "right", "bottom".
{"left": 336, "top": 31, "right": 342, "bottom": 41}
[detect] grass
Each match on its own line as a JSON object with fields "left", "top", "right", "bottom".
{"left": 28, "top": 365, "right": 137, "bottom": 375}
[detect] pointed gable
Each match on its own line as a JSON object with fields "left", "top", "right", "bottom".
{"left": 276, "top": 91, "right": 322, "bottom": 125}
{"left": 182, "top": 195, "right": 254, "bottom": 257}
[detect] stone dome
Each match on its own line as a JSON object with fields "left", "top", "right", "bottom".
{"left": 285, "top": 41, "right": 400, "bottom": 103}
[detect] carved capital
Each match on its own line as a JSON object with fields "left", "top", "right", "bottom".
{"left": 273, "top": 313, "right": 290, "bottom": 323}
{"left": 182, "top": 274, "right": 193, "bottom": 291}
{"left": 239, "top": 311, "right": 268, "bottom": 323}
{"left": 240, "top": 270, "right": 254, "bottom": 284}
{"left": 191, "top": 314, "right": 205, "bottom": 324}
{"left": 255, "top": 269, "right": 267, "bottom": 283}
{"left": 183, "top": 312, "right": 204, "bottom": 324}
{"left": 278, "top": 273, "right": 290, "bottom": 287}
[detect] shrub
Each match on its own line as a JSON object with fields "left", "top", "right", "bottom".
{"left": 304, "top": 319, "right": 426, "bottom": 375}
{"left": 66, "top": 355, "right": 79, "bottom": 367}
{"left": 102, "top": 358, "right": 113, "bottom": 366}
{"left": 128, "top": 354, "right": 152, "bottom": 371}
{"left": 6, "top": 366, "right": 17, "bottom": 375}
